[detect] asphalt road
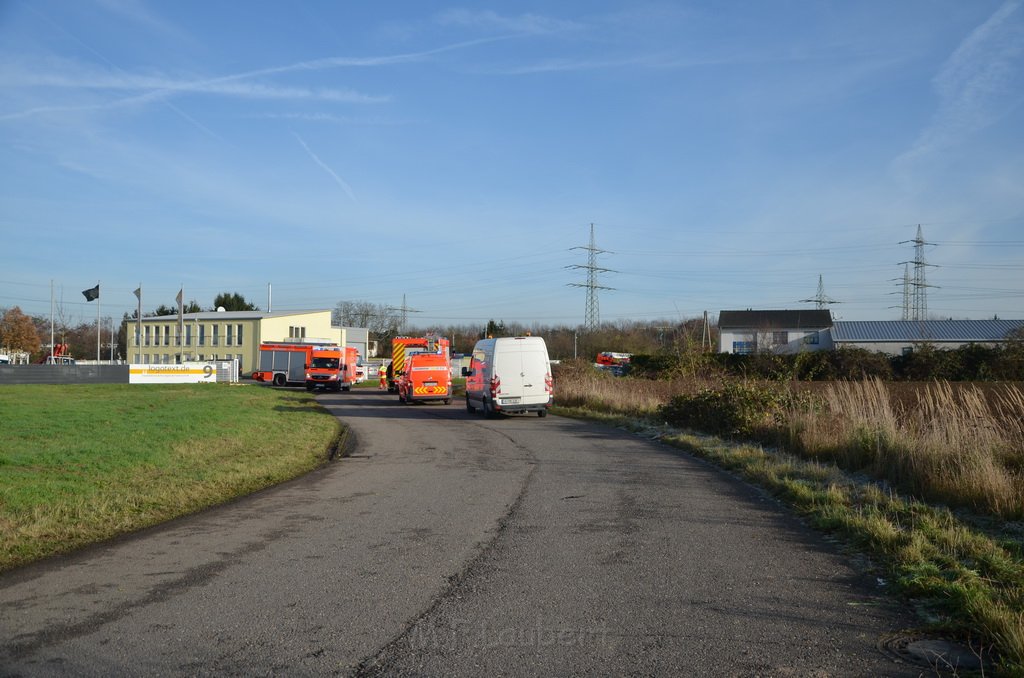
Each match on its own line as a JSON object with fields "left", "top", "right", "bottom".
{"left": 1, "top": 389, "right": 919, "bottom": 676}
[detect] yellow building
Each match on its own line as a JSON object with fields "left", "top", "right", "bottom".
{"left": 129, "top": 310, "right": 345, "bottom": 375}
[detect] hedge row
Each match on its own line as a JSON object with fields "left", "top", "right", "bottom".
{"left": 630, "top": 343, "right": 1024, "bottom": 381}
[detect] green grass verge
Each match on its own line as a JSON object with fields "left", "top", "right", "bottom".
{"left": 552, "top": 405, "right": 1024, "bottom": 675}
{"left": 0, "top": 384, "right": 341, "bottom": 572}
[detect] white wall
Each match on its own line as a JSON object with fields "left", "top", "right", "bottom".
{"left": 719, "top": 328, "right": 831, "bottom": 354}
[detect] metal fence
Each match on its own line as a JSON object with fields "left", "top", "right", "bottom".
{"left": 0, "top": 365, "right": 130, "bottom": 385}
{"left": 0, "top": 360, "right": 239, "bottom": 386}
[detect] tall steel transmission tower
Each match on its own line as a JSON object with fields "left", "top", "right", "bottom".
{"left": 900, "top": 263, "right": 912, "bottom": 320}
{"left": 567, "top": 223, "right": 615, "bottom": 332}
{"left": 898, "top": 225, "right": 937, "bottom": 321}
{"left": 387, "top": 293, "right": 420, "bottom": 334}
{"left": 801, "top": 274, "right": 838, "bottom": 309}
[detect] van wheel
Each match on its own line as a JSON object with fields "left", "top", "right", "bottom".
{"left": 483, "top": 399, "right": 495, "bottom": 418}
{"left": 466, "top": 396, "right": 475, "bottom": 413}
{"left": 537, "top": 410, "right": 548, "bottom": 418}
{"left": 272, "top": 373, "right": 286, "bottom": 387}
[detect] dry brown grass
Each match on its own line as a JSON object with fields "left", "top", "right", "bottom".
{"left": 553, "top": 361, "right": 714, "bottom": 416}
{"left": 793, "top": 379, "right": 1024, "bottom": 518}
{"left": 554, "top": 365, "right": 1024, "bottom": 518}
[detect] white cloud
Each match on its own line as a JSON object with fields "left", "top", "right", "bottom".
{"left": 292, "top": 133, "right": 357, "bottom": 204}
{"left": 93, "top": 0, "right": 192, "bottom": 44}
{"left": 895, "top": 1, "right": 1024, "bottom": 167}
{"left": 435, "top": 9, "right": 584, "bottom": 35}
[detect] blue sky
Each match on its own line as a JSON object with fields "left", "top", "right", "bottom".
{"left": 2, "top": 1, "right": 1022, "bottom": 329}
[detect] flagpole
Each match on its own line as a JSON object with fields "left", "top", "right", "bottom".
{"left": 177, "top": 285, "right": 184, "bottom": 364}
{"left": 50, "top": 279, "right": 54, "bottom": 360}
{"left": 134, "top": 284, "right": 142, "bottom": 364}
{"left": 96, "top": 280, "right": 101, "bottom": 362}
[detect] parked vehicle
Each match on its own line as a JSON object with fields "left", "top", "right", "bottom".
{"left": 343, "top": 347, "right": 363, "bottom": 388}
{"left": 388, "top": 336, "right": 430, "bottom": 392}
{"left": 463, "top": 336, "right": 553, "bottom": 417}
{"left": 36, "top": 342, "right": 74, "bottom": 365}
{"left": 595, "top": 351, "right": 631, "bottom": 376}
{"left": 305, "top": 345, "right": 346, "bottom": 392}
{"left": 397, "top": 338, "right": 451, "bottom": 405}
{"left": 595, "top": 351, "right": 631, "bottom": 367}
{"left": 253, "top": 341, "right": 335, "bottom": 387}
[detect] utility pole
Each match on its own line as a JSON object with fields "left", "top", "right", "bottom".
{"left": 898, "top": 225, "right": 937, "bottom": 322}
{"left": 567, "top": 223, "right": 615, "bottom": 332}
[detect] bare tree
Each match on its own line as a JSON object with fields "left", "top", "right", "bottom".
{"left": 333, "top": 300, "right": 400, "bottom": 344}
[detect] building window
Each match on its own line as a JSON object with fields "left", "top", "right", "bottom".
{"left": 145, "top": 326, "right": 151, "bottom": 347}
{"left": 236, "top": 324, "right": 244, "bottom": 345}
{"left": 902, "top": 346, "right": 913, "bottom": 356}
{"left": 164, "top": 325, "right": 171, "bottom": 346}
{"left": 289, "top": 325, "right": 306, "bottom": 339}
{"left": 803, "top": 332, "right": 819, "bottom": 345}
{"left": 185, "top": 324, "right": 192, "bottom": 347}
{"left": 198, "top": 324, "right": 206, "bottom": 346}
{"left": 772, "top": 331, "right": 788, "bottom": 345}
{"left": 733, "top": 341, "right": 755, "bottom": 355}
{"left": 212, "top": 325, "right": 219, "bottom": 346}
{"left": 226, "top": 324, "right": 234, "bottom": 346}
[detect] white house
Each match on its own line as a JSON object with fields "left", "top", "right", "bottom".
{"left": 718, "top": 310, "right": 833, "bottom": 354}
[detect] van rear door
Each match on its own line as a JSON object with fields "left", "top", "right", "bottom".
{"left": 494, "top": 340, "right": 549, "bottom": 405}
{"left": 518, "top": 343, "right": 550, "bottom": 404}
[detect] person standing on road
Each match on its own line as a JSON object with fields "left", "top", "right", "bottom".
{"left": 378, "top": 362, "right": 388, "bottom": 390}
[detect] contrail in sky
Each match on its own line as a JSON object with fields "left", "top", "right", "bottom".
{"left": 292, "top": 132, "right": 357, "bottom": 203}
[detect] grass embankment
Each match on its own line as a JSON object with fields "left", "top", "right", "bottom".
{"left": 0, "top": 384, "right": 341, "bottom": 572}
{"left": 553, "top": 366, "right": 1024, "bottom": 674}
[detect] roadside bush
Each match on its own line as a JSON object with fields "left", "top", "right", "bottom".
{"left": 828, "top": 348, "right": 894, "bottom": 380}
{"left": 628, "top": 354, "right": 682, "bottom": 379}
{"left": 658, "top": 381, "right": 808, "bottom": 438}
{"left": 630, "top": 342, "right": 1024, "bottom": 383}
{"left": 707, "top": 353, "right": 792, "bottom": 380}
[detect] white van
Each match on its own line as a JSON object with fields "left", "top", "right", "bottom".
{"left": 462, "top": 336, "right": 553, "bottom": 417}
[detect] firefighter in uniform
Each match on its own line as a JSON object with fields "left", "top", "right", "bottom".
{"left": 378, "top": 362, "right": 388, "bottom": 389}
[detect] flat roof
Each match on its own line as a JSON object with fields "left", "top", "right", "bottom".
{"left": 831, "top": 319, "right": 1024, "bottom": 343}
{"left": 141, "top": 310, "right": 329, "bottom": 321}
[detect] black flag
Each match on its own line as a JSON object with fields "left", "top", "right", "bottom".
{"left": 82, "top": 285, "right": 100, "bottom": 302}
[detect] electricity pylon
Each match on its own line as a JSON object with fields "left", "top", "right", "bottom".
{"left": 898, "top": 225, "right": 937, "bottom": 321}
{"left": 567, "top": 223, "right": 615, "bottom": 332}
{"left": 800, "top": 274, "right": 838, "bottom": 309}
